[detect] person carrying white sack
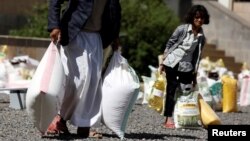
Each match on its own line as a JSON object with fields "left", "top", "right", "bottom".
{"left": 46, "top": 0, "right": 121, "bottom": 139}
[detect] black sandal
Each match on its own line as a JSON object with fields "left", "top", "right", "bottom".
{"left": 77, "top": 127, "right": 90, "bottom": 138}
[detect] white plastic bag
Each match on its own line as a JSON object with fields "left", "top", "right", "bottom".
{"left": 209, "top": 81, "right": 223, "bottom": 111}
{"left": 141, "top": 75, "right": 154, "bottom": 104}
{"left": 197, "top": 76, "right": 213, "bottom": 106}
{"left": 239, "top": 76, "right": 250, "bottom": 106}
{"left": 26, "top": 42, "right": 65, "bottom": 134}
{"left": 174, "top": 84, "right": 202, "bottom": 129}
{"left": 101, "top": 51, "right": 140, "bottom": 140}
{"left": 0, "top": 61, "right": 7, "bottom": 88}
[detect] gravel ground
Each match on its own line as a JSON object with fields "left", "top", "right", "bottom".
{"left": 1, "top": 93, "right": 250, "bottom": 141}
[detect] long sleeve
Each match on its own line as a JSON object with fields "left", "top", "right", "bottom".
{"left": 192, "top": 35, "right": 206, "bottom": 73}
{"left": 100, "top": 0, "right": 121, "bottom": 48}
{"left": 48, "top": 0, "right": 65, "bottom": 32}
{"left": 163, "top": 25, "right": 183, "bottom": 59}
{"left": 48, "top": 0, "right": 93, "bottom": 46}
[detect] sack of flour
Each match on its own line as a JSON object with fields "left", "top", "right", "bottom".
{"left": 102, "top": 51, "right": 140, "bottom": 140}
{"left": 221, "top": 75, "right": 237, "bottom": 113}
{"left": 174, "top": 84, "right": 202, "bottom": 129}
{"left": 239, "top": 76, "right": 250, "bottom": 106}
{"left": 26, "top": 42, "right": 65, "bottom": 134}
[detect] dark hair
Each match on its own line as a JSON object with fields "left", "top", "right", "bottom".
{"left": 185, "top": 5, "right": 210, "bottom": 24}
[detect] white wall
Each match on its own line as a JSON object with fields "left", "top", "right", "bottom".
{"left": 193, "top": 0, "right": 250, "bottom": 66}
{"left": 233, "top": 2, "right": 250, "bottom": 24}
{"left": 218, "top": 0, "right": 233, "bottom": 10}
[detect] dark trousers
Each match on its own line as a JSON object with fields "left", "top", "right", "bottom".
{"left": 163, "top": 65, "right": 194, "bottom": 117}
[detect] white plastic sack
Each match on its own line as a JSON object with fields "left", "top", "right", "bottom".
{"left": 237, "top": 70, "right": 250, "bottom": 91}
{"left": 148, "top": 65, "right": 158, "bottom": 80}
{"left": 26, "top": 42, "right": 65, "bottom": 134}
{"left": 102, "top": 51, "right": 140, "bottom": 140}
{"left": 141, "top": 75, "right": 154, "bottom": 104}
{"left": 174, "top": 84, "right": 202, "bottom": 129}
{"left": 239, "top": 76, "right": 250, "bottom": 106}
{"left": 209, "top": 81, "right": 223, "bottom": 111}
{"left": 0, "top": 62, "right": 7, "bottom": 88}
{"left": 197, "top": 76, "right": 213, "bottom": 106}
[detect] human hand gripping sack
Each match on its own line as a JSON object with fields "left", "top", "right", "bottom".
{"left": 50, "top": 28, "right": 61, "bottom": 44}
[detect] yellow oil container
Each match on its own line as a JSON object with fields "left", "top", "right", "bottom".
{"left": 148, "top": 73, "right": 166, "bottom": 113}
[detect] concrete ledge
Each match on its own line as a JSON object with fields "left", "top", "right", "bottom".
{"left": 0, "top": 35, "right": 49, "bottom": 61}
{"left": 0, "top": 35, "right": 50, "bottom": 48}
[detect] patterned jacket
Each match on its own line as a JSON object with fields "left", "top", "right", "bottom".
{"left": 163, "top": 24, "right": 206, "bottom": 73}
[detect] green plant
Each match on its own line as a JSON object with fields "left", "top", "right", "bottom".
{"left": 120, "top": 0, "right": 180, "bottom": 77}
{"left": 9, "top": 3, "right": 49, "bottom": 38}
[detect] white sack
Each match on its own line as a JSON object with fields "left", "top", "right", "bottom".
{"left": 26, "top": 42, "right": 65, "bottom": 134}
{"left": 102, "top": 51, "right": 140, "bottom": 140}
{"left": 174, "top": 88, "right": 201, "bottom": 129}
{"left": 239, "top": 76, "right": 250, "bottom": 106}
{"left": 0, "top": 62, "right": 7, "bottom": 88}
{"left": 197, "top": 76, "right": 213, "bottom": 106}
{"left": 141, "top": 75, "right": 154, "bottom": 104}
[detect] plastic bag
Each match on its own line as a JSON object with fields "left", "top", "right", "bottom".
{"left": 174, "top": 85, "right": 202, "bottom": 129}
{"left": 239, "top": 76, "right": 250, "bottom": 106}
{"left": 209, "top": 81, "right": 223, "bottom": 111}
{"left": 198, "top": 95, "right": 221, "bottom": 128}
{"left": 197, "top": 76, "right": 213, "bottom": 106}
{"left": 141, "top": 75, "right": 154, "bottom": 104}
{"left": 221, "top": 75, "right": 237, "bottom": 113}
{"left": 26, "top": 42, "right": 65, "bottom": 134}
{"left": 101, "top": 51, "right": 140, "bottom": 140}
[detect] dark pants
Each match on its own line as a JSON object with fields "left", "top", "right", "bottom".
{"left": 163, "top": 65, "right": 194, "bottom": 117}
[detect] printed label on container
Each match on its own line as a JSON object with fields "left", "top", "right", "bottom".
{"left": 152, "top": 88, "right": 164, "bottom": 97}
